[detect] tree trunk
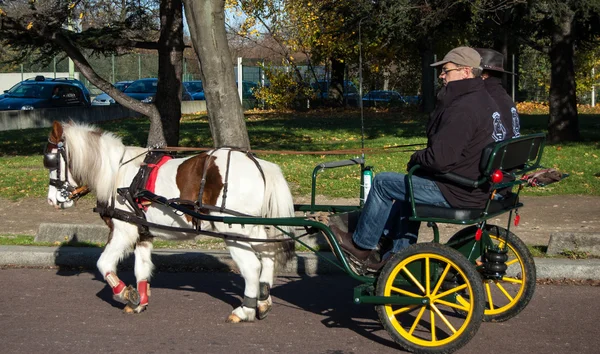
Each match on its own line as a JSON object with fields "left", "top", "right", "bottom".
{"left": 183, "top": 0, "right": 250, "bottom": 149}
{"left": 151, "top": 0, "right": 184, "bottom": 147}
{"left": 330, "top": 57, "right": 345, "bottom": 106}
{"left": 419, "top": 40, "right": 435, "bottom": 114}
{"left": 548, "top": 11, "right": 580, "bottom": 143}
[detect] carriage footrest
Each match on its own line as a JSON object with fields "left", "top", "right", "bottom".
{"left": 414, "top": 193, "right": 520, "bottom": 221}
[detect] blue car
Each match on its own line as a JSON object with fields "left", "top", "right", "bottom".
{"left": 91, "top": 81, "right": 134, "bottom": 106}
{"left": 362, "top": 90, "right": 404, "bottom": 107}
{"left": 183, "top": 81, "right": 205, "bottom": 100}
{"left": 0, "top": 77, "right": 90, "bottom": 111}
{"left": 124, "top": 78, "right": 193, "bottom": 103}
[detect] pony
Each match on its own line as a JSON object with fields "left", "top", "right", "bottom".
{"left": 44, "top": 121, "right": 295, "bottom": 322}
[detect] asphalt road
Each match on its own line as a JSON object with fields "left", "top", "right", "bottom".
{"left": 1, "top": 268, "right": 599, "bottom": 354}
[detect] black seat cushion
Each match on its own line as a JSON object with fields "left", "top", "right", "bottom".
{"left": 414, "top": 193, "right": 519, "bottom": 221}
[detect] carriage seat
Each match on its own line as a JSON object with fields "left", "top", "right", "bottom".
{"left": 407, "top": 133, "right": 546, "bottom": 224}
{"left": 414, "top": 192, "right": 521, "bottom": 221}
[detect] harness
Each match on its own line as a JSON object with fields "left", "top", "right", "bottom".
{"left": 96, "top": 147, "right": 274, "bottom": 238}
{"left": 43, "top": 139, "right": 89, "bottom": 202}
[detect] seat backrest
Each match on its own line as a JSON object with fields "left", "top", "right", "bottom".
{"left": 479, "top": 133, "right": 546, "bottom": 176}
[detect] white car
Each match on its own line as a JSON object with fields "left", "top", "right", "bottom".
{"left": 91, "top": 81, "right": 133, "bottom": 106}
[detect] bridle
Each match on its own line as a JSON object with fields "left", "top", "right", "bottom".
{"left": 43, "top": 138, "right": 89, "bottom": 203}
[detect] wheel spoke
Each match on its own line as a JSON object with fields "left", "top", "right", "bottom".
{"left": 485, "top": 282, "right": 494, "bottom": 310}
{"left": 408, "top": 306, "right": 427, "bottom": 335}
{"left": 430, "top": 303, "right": 457, "bottom": 334}
{"left": 455, "top": 294, "right": 471, "bottom": 309}
{"left": 402, "top": 267, "right": 426, "bottom": 293}
{"left": 495, "top": 282, "right": 515, "bottom": 302}
{"left": 506, "top": 258, "right": 519, "bottom": 266}
{"left": 433, "top": 283, "right": 468, "bottom": 300}
{"left": 430, "top": 306, "right": 436, "bottom": 342}
{"left": 435, "top": 298, "right": 470, "bottom": 312}
{"left": 425, "top": 257, "right": 431, "bottom": 295}
{"left": 392, "top": 305, "right": 418, "bottom": 316}
{"left": 500, "top": 276, "right": 523, "bottom": 285}
{"left": 390, "top": 286, "right": 422, "bottom": 298}
{"left": 432, "top": 263, "right": 451, "bottom": 297}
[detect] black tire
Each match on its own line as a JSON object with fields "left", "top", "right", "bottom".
{"left": 447, "top": 224, "right": 536, "bottom": 322}
{"left": 375, "top": 243, "right": 485, "bottom": 354}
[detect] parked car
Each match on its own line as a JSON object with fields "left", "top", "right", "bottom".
{"left": 183, "top": 80, "right": 205, "bottom": 100}
{"left": 186, "top": 81, "right": 258, "bottom": 101}
{"left": 362, "top": 90, "right": 404, "bottom": 107}
{"left": 311, "top": 80, "right": 360, "bottom": 105}
{"left": 123, "top": 78, "right": 193, "bottom": 103}
{"left": 91, "top": 81, "right": 134, "bottom": 106}
{"left": 0, "top": 76, "right": 90, "bottom": 111}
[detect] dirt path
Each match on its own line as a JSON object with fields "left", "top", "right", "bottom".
{"left": 1, "top": 195, "right": 598, "bottom": 246}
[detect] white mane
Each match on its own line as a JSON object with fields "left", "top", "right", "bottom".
{"left": 62, "top": 122, "right": 127, "bottom": 203}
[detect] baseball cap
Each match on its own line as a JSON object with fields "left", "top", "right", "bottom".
{"left": 431, "top": 47, "right": 481, "bottom": 68}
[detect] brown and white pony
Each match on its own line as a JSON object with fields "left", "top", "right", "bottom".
{"left": 44, "top": 121, "right": 295, "bottom": 322}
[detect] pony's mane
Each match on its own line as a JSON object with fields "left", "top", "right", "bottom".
{"left": 62, "top": 122, "right": 126, "bottom": 203}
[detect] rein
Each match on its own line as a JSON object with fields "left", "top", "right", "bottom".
{"left": 151, "top": 143, "right": 425, "bottom": 155}
{"left": 95, "top": 194, "right": 299, "bottom": 243}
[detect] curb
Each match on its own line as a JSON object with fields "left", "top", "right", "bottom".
{"left": 1, "top": 245, "right": 600, "bottom": 279}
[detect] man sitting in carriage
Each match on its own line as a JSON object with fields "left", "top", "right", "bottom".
{"left": 332, "top": 46, "right": 504, "bottom": 272}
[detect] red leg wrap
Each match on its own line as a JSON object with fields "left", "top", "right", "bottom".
{"left": 138, "top": 280, "right": 149, "bottom": 306}
{"left": 105, "top": 272, "right": 126, "bottom": 295}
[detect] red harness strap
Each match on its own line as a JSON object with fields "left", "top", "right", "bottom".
{"left": 146, "top": 155, "right": 173, "bottom": 193}
{"left": 139, "top": 155, "right": 173, "bottom": 210}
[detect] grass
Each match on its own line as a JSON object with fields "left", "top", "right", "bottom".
{"left": 0, "top": 109, "right": 599, "bottom": 200}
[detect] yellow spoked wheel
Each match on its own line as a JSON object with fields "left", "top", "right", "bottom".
{"left": 481, "top": 225, "right": 536, "bottom": 322}
{"left": 376, "top": 243, "right": 485, "bottom": 354}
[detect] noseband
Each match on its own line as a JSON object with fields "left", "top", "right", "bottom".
{"left": 44, "top": 139, "right": 89, "bottom": 202}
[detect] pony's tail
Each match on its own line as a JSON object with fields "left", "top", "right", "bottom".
{"left": 259, "top": 160, "right": 296, "bottom": 269}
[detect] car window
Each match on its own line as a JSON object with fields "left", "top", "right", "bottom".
{"left": 54, "top": 85, "right": 84, "bottom": 105}
{"left": 7, "top": 83, "right": 41, "bottom": 98}
{"left": 184, "top": 81, "right": 203, "bottom": 92}
{"left": 114, "top": 83, "right": 130, "bottom": 91}
{"left": 125, "top": 80, "right": 158, "bottom": 94}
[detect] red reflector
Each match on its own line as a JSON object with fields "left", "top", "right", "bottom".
{"left": 514, "top": 214, "right": 520, "bottom": 226}
{"left": 491, "top": 169, "right": 503, "bottom": 184}
{"left": 475, "top": 229, "right": 483, "bottom": 241}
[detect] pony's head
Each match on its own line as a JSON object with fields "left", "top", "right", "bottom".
{"left": 44, "top": 121, "right": 81, "bottom": 209}
{"left": 44, "top": 121, "right": 123, "bottom": 208}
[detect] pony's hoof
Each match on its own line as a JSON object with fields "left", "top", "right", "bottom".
{"left": 257, "top": 301, "right": 272, "bottom": 320}
{"left": 226, "top": 314, "right": 242, "bottom": 323}
{"left": 123, "top": 304, "right": 147, "bottom": 314}
{"left": 123, "top": 285, "right": 140, "bottom": 307}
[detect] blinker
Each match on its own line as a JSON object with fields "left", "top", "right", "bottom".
{"left": 43, "top": 153, "right": 59, "bottom": 170}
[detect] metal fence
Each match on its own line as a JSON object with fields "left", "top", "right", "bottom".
{"left": 6, "top": 49, "right": 579, "bottom": 104}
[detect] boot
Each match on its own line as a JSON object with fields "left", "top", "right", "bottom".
{"left": 329, "top": 224, "right": 372, "bottom": 261}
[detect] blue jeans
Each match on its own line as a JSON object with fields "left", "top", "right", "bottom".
{"left": 353, "top": 172, "right": 451, "bottom": 255}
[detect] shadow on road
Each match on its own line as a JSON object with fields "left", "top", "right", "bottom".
{"left": 51, "top": 244, "right": 402, "bottom": 350}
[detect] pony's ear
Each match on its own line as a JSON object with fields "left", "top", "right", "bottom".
{"left": 50, "top": 121, "right": 63, "bottom": 143}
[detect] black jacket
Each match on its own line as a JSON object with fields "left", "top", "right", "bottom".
{"left": 484, "top": 77, "right": 520, "bottom": 139}
{"left": 408, "top": 78, "right": 500, "bottom": 208}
